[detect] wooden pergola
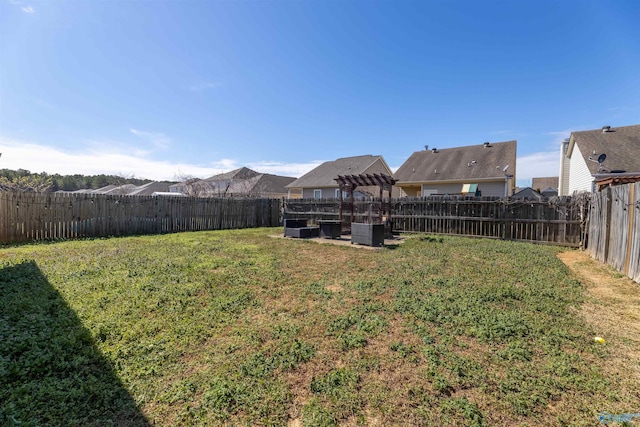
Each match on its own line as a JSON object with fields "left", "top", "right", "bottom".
{"left": 334, "top": 173, "right": 397, "bottom": 226}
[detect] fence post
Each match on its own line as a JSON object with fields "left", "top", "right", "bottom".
{"left": 602, "top": 187, "right": 612, "bottom": 262}
{"left": 624, "top": 184, "right": 636, "bottom": 276}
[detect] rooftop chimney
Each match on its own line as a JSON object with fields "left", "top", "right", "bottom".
{"left": 431, "top": 148, "right": 438, "bottom": 153}
{"left": 483, "top": 142, "right": 491, "bottom": 148}
{"left": 602, "top": 126, "right": 611, "bottom": 133}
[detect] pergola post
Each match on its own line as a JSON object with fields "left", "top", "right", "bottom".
{"left": 335, "top": 173, "right": 397, "bottom": 229}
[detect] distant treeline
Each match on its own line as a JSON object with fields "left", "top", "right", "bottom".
{"left": 0, "top": 169, "right": 164, "bottom": 192}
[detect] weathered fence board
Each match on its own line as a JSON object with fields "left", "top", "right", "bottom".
{"left": 284, "top": 196, "right": 584, "bottom": 247}
{"left": 588, "top": 183, "right": 640, "bottom": 284}
{"left": 0, "top": 192, "right": 281, "bottom": 244}
{"left": 630, "top": 183, "right": 640, "bottom": 283}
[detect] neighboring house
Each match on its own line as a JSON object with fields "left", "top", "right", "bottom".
{"left": 285, "top": 155, "right": 394, "bottom": 199}
{"left": 540, "top": 187, "right": 558, "bottom": 198}
{"left": 558, "top": 124, "right": 640, "bottom": 196}
{"left": 170, "top": 167, "right": 296, "bottom": 198}
{"left": 511, "top": 187, "right": 544, "bottom": 200}
{"left": 128, "top": 182, "right": 172, "bottom": 196}
{"left": 394, "top": 141, "right": 517, "bottom": 198}
{"left": 531, "top": 177, "right": 558, "bottom": 192}
{"left": 67, "top": 182, "right": 173, "bottom": 195}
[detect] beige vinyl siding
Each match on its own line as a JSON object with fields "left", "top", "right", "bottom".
{"left": 420, "top": 181, "right": 506, "bottom": 197}
{"left": 367, "top": 158, "right": 393, "bottom": 176}
{"left": 303, "top": 188, "right": 336, "bottom": 198}
{"left": 421, "top": 183, "right": 464, "bottom": 195}
{"left": 568, "top": 144, "right": 594, "bottom": 194}
{"left": 398, "top": 186, "right": 420, "bottom": 197}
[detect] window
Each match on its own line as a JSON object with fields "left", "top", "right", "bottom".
{"left": 335, "top": 189, "right": 341, "bottom": 199}
{"left": 314, "top": 189, "right": 322, "bottom": 199}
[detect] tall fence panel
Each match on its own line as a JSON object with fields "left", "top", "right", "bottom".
{"left": 587, "top": 187, "right": 611, "bottom": 262}
{"left": 0, "top": 192, "right": 282, "bottom": 244}
{"left": 284, "top": 196, "right": 584, "bottom": 247}
{"left": 587, "top": 183, "right": 640, "bottom": 283}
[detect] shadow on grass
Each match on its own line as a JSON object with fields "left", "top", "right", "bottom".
{"left": 0, "top": 261, "right": 150, "bottom": 426}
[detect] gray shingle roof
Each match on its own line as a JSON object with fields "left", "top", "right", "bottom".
{"left": 569, "top": 124, "right": 640, "bottom": 175}
{"left": 203, "top": 167, "right": 260, "bottom": 182}
{"left": 512, "top": 187, "right": 544, "bottom": 200}
{"left": 285, "top": 155, "right": 387, "bottom": 188}
{"left": 252, "top": 174, "right": 297, "bottom": 194}
{"left": 226, "top": 174, "right": 296, "bottom": 195}
{"left": 128, "top": 182, "right": 172, "bottom": 196}
{"left": 531, "top": 177, "right": 558, "bottom": 190}
{"left": 394, "top": 141, "right": 517, "bottom": 183}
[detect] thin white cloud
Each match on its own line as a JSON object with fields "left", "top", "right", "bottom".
{"left": 515, "top": 150, "right": 559, "bottom": 187}
{"left": 545, "top": 129, "right": 575, "bottom": 144}
{"left": 0, "top": 137, "right": 318, "bottom": 181}
{"left": 246, "top": 160, "right": 324, "bottom": 177}
{"left": 1, "top": 138, "right": 211, "bottom": 181}
{"left": 187, "top": 82, "right": 222, "bottom": 92}
{"left": 130, "top": 128, "right": 171, "bottom": 150}
{"left": 21, "top": 5, "right": 35, "bottom": 13}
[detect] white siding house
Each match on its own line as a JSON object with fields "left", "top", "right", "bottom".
{"left": 558, "top": 124, "right": 640, "bottom": 196}
{"left": 567, "top": 144, "right": 597, "bottom": 194}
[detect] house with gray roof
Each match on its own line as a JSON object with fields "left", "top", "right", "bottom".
{"left": 558, "top": 124, "right": 640, "bottom": 195}
{"left": 531, "top": 177, "right": 558, "bottom": 192}
{"left": 171, "top": 167, "right": 296, "bottom": 198}
{"left": 511, "top": 187, "right": 544, "bottom": 201}
{"left": 285, "top": 155, "right": 393, "bottom": 199}
{"left": 394, "top": 141, "right": 517, "bottom": 198}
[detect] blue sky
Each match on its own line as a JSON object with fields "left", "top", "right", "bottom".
{"left": 1, "top": 0, "right": 639, "bottom": 187}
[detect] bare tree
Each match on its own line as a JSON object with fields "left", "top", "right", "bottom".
{"left": 174, "top": 174, "right": 211, "bottom": 197}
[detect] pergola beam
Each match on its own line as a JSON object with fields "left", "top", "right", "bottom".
{"left": 334, "top": 173, "right": 397, "bottom": 226}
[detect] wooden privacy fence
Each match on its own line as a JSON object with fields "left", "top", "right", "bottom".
{"left": 0, "top": 191, "right": 281, "bottom": 244}
{"left": 588, "top": 183, "right": 640, "bottom": 283}
{"left": 285, "top": 196, "right": 585, "bottom": 247}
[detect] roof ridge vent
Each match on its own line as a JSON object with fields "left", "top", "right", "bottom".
{"left": 602, "top": 125, "right": 612, "bottom": 133}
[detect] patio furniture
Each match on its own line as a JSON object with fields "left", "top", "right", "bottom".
{"left": 318, "top": 220, "right": 342, "bottom": 239}
{"left": 283, "top": 219, "right": 319, "bottom": 238}
{"left": 350, "top": 223, "right": 384, "bottom": 247}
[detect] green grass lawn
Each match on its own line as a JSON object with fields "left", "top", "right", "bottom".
{"left": 1, "top": 228, "right": 637, "bottom": 426}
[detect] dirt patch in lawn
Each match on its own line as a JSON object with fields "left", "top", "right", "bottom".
{"left": 270, "top": 234, "right": 410, "bottom": 250}
{"left": 557, "top": 250, "right": 640, "bottom": 402}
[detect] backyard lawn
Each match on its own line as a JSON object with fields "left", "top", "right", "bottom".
{"left": 1, "top": 228, "right": 638, "bottom": 426}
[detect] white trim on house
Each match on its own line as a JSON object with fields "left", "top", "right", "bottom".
{"left": 558, "top": 139, "right": 571, "bottom": 196}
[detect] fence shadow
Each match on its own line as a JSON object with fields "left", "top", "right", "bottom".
{"left": 0, "top": 261, "right": 150, "bottom": 426}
